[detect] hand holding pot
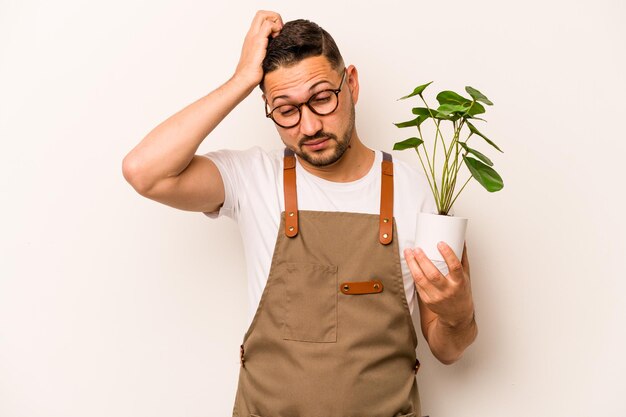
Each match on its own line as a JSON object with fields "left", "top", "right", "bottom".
{"left": 404, "top": 242, "right": 475, "bottom": 328}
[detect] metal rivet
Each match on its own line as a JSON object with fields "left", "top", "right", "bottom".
{"left": 383, "top": 218, "right": 389, "bottom": 223}
{"left": 289, "top": 212, "right": 294, "bottom": 217}
{"left": 373, "top": 283, "right": 380, "bottom": 290}
{"left": 289, "top": 226, "right": 294, "bottom": 232}
{"left": 383, "top": 233, "right": 389, "bottom": 239}
{"left": 343, "top": 284, "right": 349, "bottom": 291}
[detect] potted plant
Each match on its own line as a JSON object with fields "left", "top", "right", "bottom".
{"left": 393, "top": 82, "right": 503, "bottom": 274}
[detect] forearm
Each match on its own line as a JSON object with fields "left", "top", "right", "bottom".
{"left": 426, "top": 312, "right": 477, "bottom": 365}
{"left": 122, "top": 74, "right": 256, "bottom": 192}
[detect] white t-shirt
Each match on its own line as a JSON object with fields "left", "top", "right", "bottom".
{"left": 201, "top": 146, "right": 436, "bottom": 329}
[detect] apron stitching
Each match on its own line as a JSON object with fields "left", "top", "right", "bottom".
{"left": 242, "top": 213, "right": 287, "bottom": 345}
{"left": 390, "top": 217, "right": 419, "bottom": 349}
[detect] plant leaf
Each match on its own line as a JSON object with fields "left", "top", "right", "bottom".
{"left": 393, "top": 116, "right": 427, "bottom": 128}
{"left": 436, "top": 90, "right": 472, "bottom": 106}
{"left": 466, "top": 115, "right": 487, "bottom": 122}
{"left": 412, "top": 107, "right": 439, "bottom": 118}
{"left": 399, "top": 82, "right": 433, "bottom": 100}
{"left": 465, "top": 86, "right": 493, "bottom": 105}
{"left": 434, "top": 112, "right": 458, "bottom": 121}
{"left": 437, "top": 103, "right": 471, "bottom": 115}
{"left": 466, "top": 120, "right": 503, "bottom": 152}
{"left": 459, "top": 142, "right": 493, "bottom": 166}
{"left": 393, "top": 137, "right": 424, "bottom": 150}
{"left": 463, "top": 156, "right": 504, "bottom": 192}
{"left": 466, "top": 101, "right": 486, "bottom": 116}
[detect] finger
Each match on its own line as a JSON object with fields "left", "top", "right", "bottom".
{"left": 260, "top": 17, "right": 283, "bottom": 38}
{"left": 267, "top": 12, "right": 284, "bottom": 36}
{"left": 251, "top": 10, "right": 268, "bottom": 30}
{"left": 403, "top": 248, "right": 434, "bottom": 299}
{"left": 461, "top": 242, "right": 470, "bottom": 277}
{"left": 250, "top": 11, "right": 275, "bottom": 34}
{"left": 412, "top": 247, "right": 447, "bottom": 290}
{"left": 437, "top": 241, "right": 464, "bottom": 283}
{"left": 269, "top": 21, "right": 283, "bottom": 38}
{"left": 273, "top": 13, "right": 284, "bottom": 27}
{"left": 254, "top": 11, "right": 282, "bottom": 30}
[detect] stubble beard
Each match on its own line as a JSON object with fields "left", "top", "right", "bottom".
{"left": 294, "top": 104, "right": 356, "bottom": 167}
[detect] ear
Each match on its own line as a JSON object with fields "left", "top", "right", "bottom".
{"left": 346, "top": 65, "right": 359, "bottom": 105}
{"left": 261, "top": 93, "right": 270, "bottom": 115}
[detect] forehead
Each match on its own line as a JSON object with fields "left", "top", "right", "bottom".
{"left": 264, "top": 56, "right": 340, "bottom": 105}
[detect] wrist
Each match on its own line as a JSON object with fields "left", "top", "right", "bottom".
{"left": 438, "top": 310, "right": 475, "bottom": 331}
{"left": 229, "top": 71, "right": 261, "bottom": 93}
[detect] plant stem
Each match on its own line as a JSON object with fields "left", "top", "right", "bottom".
{"left": 447, "top": 176, "right": 472, "bottom": 212}
{"left": 446, "top": 146, "right": 460, "bottom": 211}
{"left": 415, "top": 147, "right": 439, "bottom": 204}
{"left": 440, "top": 117, "right": 461, "bottom": 212}
{"left": 419, "top": 94, "right": 446, "bottom": 212}
{"left": 442, "top": 139, "right": 456, "bottom": 212}
{"left": 416, "top": 123, "right": 439, "bottom": 199}
{"left": 442, "top": 118, "right": 474, "bottom": 212}
{"left": 444, "top": 117, "right": 467, "bottom": 212}
{"left": 420, "top": 94, "right": 447, "bottom": 156}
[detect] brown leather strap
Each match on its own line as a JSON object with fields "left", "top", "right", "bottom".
{"left": 379, "top": 152, "right": 394, "bottom": 245}
{"left": 283, "top": 148, "right": 299, "bottom": 238}
{"left": 340, "top": 280, "right": 384, "bottom": 295}
{"left": 283, "top": 149, "right": 393, "bottom": 243}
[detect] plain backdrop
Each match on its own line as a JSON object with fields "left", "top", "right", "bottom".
{"left": 1, "top": 0, "right": 625, "bottom": 416}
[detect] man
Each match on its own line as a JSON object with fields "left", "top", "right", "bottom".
{"left": 123, "top": 10, "right": 477, "bottom": 417}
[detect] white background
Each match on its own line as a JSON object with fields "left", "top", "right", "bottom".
{"left": 1, "top": 0, "right": 625, "bottom": 416}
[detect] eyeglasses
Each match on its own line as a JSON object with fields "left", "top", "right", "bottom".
{"left": 265, "top": 69, "right": 346, "bottom": 129}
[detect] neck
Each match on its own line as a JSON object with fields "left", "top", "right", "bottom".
{"left": 297, "top": 134, "right": 374, "bottom": 182}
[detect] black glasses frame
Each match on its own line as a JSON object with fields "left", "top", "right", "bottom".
{"left": 265, "top": 68, "right": 347, "bottom": 129}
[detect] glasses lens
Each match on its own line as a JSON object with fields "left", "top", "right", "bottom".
{"left": 272, "top": 105, "right": 300, "bottom": 128}
{"left": 309, "top": 91, "right": 338, "bottom": 115}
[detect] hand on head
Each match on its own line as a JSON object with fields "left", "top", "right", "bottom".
{"left": 234, "top": 10, "right": 284, "bottom": 88}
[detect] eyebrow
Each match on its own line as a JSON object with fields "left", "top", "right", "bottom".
{"left": 271, "top": 80, "right": 333, "bottom": 105}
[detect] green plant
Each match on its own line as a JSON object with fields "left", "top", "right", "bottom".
{"left": 393, "top": 82, "right": 504, "bottom": 215}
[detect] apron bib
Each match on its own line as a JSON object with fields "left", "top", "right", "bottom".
{"left": 233, "top": 148, "right": 422, "bottom": 417}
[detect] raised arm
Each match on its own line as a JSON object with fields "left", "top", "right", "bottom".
{"left": 122, "top": 10, "right": 283, "bottom": 212}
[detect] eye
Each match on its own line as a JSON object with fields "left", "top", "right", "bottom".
{"left": 277, "top": 105, "right": 298, "bottom": 117}
{"left": 312, "top": 91, "right": 333, "bottom": 103}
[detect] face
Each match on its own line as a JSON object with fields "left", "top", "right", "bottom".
{"left": 262, "top": 56, "right": 359, "bottom": 167}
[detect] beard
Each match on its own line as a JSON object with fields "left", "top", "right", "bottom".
{"left": 292, "top": 104, "right": 356, "bottom": 167}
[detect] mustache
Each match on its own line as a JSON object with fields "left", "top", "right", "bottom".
{"left": 299, "top": 131, "right": 337, "bottom": 147}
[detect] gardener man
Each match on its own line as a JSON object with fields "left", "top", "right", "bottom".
{"left": 122, "top": 10, "right": 477, "bottom": 417}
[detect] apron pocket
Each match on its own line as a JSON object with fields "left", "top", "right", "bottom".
{"left": 280, "top": 262, "right": 338, "bottom": 343}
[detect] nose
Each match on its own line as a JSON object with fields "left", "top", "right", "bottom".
{"left": 298, "top": 104, "right": 323, "bottom": 136}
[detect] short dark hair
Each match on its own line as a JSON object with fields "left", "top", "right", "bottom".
{"left": 260, "top": 19, "right": 344, "bottom": 91}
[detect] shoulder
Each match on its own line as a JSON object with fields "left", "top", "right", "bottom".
{"left": 385, "top": 151, "right": 429, "bottom": 185}
{"left": 200, "top": 147, "right": 285, "bottom": 219}
{"left": 201, "top": 146, "right": 286, "bottom": 181}
{"left": 383, "top": 150, "right": 437, "bottom": 212}
{"left": 202, "top": 146, "right": 282, "bottom": 166}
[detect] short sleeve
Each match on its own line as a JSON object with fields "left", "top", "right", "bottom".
{"left": 199, "top": 149, "right": 245, "bottom": 220}
{"left": 199, "top": 146, "right": 281, "bottom": 223}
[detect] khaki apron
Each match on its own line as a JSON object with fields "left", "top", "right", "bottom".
{"left": 233, "top": 148, "right": 422, "bottom": 417}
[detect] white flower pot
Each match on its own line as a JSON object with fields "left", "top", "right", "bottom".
{"left": 414, "top": 212, "right": 468, "bottom": 276}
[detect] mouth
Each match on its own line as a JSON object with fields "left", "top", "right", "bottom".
{"left": 302, "top": 137, "right": 330, "bottom": 150}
